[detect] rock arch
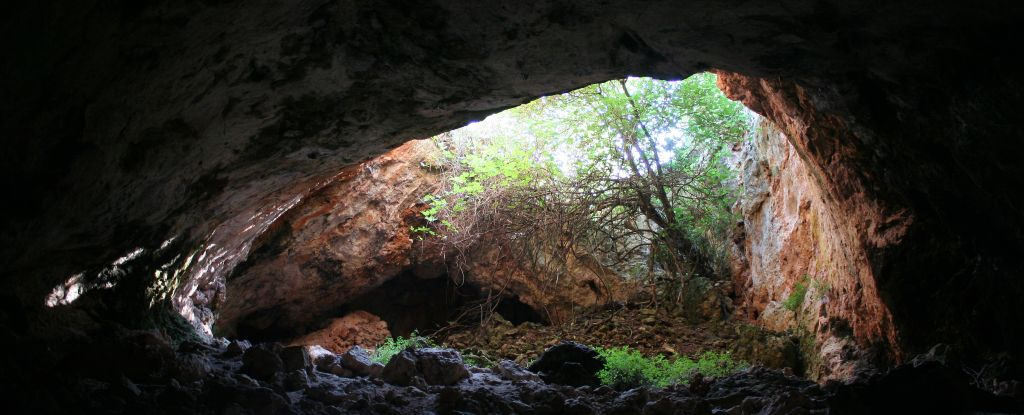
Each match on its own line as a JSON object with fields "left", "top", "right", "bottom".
{"left": 3, "top": 0, "right": 1022, "bottom": 377}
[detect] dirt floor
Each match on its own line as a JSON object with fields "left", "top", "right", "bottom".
{"left": 437, "top": 303, "right": 799, "bottom": 371}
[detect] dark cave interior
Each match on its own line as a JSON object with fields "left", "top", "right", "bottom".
{"left": 235, "top": 271, "right": 548, "bottom": 342}
{"left": 2, "top": 0, "right": 1024, "bottom": 413}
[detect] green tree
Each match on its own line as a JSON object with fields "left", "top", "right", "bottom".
{"left": 419, "top": 73, "right": 750, "bottom": 307}
{"left": 519, "top": 74, "right": 748, "bottom": 297}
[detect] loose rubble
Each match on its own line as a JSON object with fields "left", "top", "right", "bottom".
{"left": 442, "top": 305, "right": 801, "bottom": 371}
{"left": 16, "top": 328, "right": 1020, "bottom": 414}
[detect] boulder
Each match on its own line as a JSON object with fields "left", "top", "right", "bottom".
{"left": 282, "top": 370, "right": 310, "bottom": 391}
{"left": 241, "top": 344, "right": 284, "bottom": 381}
{"left": 417, "top": 348, "right": 471, "bottom": 386}
{"left": 224, "top": 339, "right": 251, "bottom": 358}
{"left": 305, "top": 345, "right": 338, "bottom": 370}
{"left": 381, "top": 350, "right": 420, "bottom": 386}
{"left": 280, "top": 345, "right": 311, "bottom": 372}
{"left": 731, "top": 325, "right": 801, "bottom": 371}
{"left": 326, "top": 363, "right": 354, "bottom": 378}
{"left": 381, "top": 348, "right": 469, "bottom": 386}
{"left": 173, "top": 354, "right": 212, "bottom": 383}
{"left": 528, "top": 342, "right": 604, "bottom": 387}
{"left": 492, "top": 360, "right": 542, "bottom": 382}
{"left": 340, "top": 345, "right": 384, "bottom": 377}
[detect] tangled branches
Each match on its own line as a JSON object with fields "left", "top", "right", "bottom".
{"left": 415, "top": 74, "right": 750, "bottom": 309}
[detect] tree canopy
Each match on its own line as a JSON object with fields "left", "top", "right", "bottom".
{"left": 417, "top": 73, "right": 751, "bottom": 307}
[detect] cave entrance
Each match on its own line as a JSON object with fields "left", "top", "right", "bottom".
{"left": 326, "top": 72, "right": 764, "bottom": 367}
{"left": 219, "top": 72, "right": 764, "bottom": 372}
{"left": 340, "top": 271, "right": 548, "bottom": 338}
{"left": 407, "top": 72, "right": 753, "bottom": 323}
{"left": 493, "top": 294, "right": 546, "bottom": 326}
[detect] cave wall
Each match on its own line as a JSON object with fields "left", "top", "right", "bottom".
{"left": 211, "top": 139, "right": 624, "bottom": 341}
{"left": 730, "top": 120, "right": 897, "bottom": 381}
{"left": 718, "top": 67, "right": 1024, "bottom": 372}
{"left": 210, "top": 140, "right": 441, "bottom": 339}
{"left": 3, "top": 0, "right": 1023, "bottom": 378}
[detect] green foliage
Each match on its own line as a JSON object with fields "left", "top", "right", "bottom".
{"left": 372, "top": 331, "right": 435, "bottom": 364}
{"left": 595, "top": 346, "right": 748, "bottom": 390}
{"left": 420, "top": 194, "right": 447, "bottom": 222}
{"left": 693, "top": 350, "right": 749, "bottom": 378}
{"left": 783, "top": 275, "right": 810, "bottom": 311}
{"left": 421, "top": 73, "right": 753, "bottom": 303}
{"left": 412, "top": 194, "right": 458, "bottom": 238}
{"left": 409, "top": 225, "right": 437, "bottom": 239}
{"left": 595, "top": 346, "right": 655, "bottom": 389}
{"left": 522, "top": 74, "right": 749, "bottom": 280}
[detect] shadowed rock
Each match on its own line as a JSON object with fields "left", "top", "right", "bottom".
{"left": 382, "top": 348, "right": 470, "bottom": 386}
{"left": 241, "top": 344, "right": 283, "bottom": 381}
{"left": 339, "top": 345, "right": 384, "bottom": 378}
{"left": 528, "top": 341, "right": 604, "bottom": 387}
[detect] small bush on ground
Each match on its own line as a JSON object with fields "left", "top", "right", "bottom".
{"left": 372, "top": 331, "right": 434, "bottom": 364}
{"left": 595, "top": 346, "right": 748, "bottom": 390}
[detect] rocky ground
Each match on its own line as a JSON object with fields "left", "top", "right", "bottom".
{"left": 440, "top": 304, "right": 801, "bottom": 373}
{"left": 12, "top": 322, "right": 1021, "bottom": 414}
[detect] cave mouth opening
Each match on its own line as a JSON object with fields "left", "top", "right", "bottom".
{"left": 336, "top": 270, "right": 549, "bottom": 339}
{"left": 237, "top": 72, "right": 770, "bottom": 373}
{"left": 7, "top": 2, "right": 1024, "bottom": 412}
{"left": 42, "top": 72, "right": 771, "bottom": 377}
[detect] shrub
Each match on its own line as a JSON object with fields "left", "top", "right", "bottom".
{"left": 595, "top": 346, "right": 655, "bottom": 389}
{"left": 595, "top": 346, "right": 747, "bottom": 390}
{"left": 371, "top": 331, "right": 434, "bottom": 364}
{"left": 693, "top": 350, "right": 748, "bottom": 378}
{"left": 783, "top": 275, "right": 810, "bottom": 311}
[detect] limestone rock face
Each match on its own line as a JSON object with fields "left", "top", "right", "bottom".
{"left": 728, "top": 121, "right": 897, "bottom": 381}
{"left": 211, "top": 140, "right": 441, "bottom": 338}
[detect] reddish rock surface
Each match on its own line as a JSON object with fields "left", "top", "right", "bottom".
{"left": 212, "top": 140, "right": 442, "bottom": 338}
{"left": 212, "top": 139, "right": 628, "bottom": 341}
{"left": 288, "top": 310, "right": 391, "bottom": 355}
{"left": 457, "top": 241, "right": 631, "bottom": 325}
{"left": 727, "top": 119, "right": 898, "bottom": 381}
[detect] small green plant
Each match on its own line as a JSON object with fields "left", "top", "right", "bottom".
{"left": 371, "top": 331, "right": 434, "bottom": 364}
{"left": 595, "top": 346, "right": 747, "bottom": 390}
{"left": 420, "top": 194, "right": 447, "bottom": 222}
{"left": 783, "top": 275, "right": 810, "bottom": 311}
{"left": 410, "top": 225, "right": 437, "bottom": 236}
